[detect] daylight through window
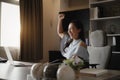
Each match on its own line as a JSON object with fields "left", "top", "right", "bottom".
{"left": 1, "top": 2, "right": 20, "bottom": 47}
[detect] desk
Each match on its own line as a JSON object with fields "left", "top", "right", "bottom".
{"left": 0, "top": 62, "right": 32, "bottom": 80}
{"left": 0, "top": 63, "right": 120, "bottom": 80}
{"left": 78, "top": 70, "right": 120, "bottom": 80}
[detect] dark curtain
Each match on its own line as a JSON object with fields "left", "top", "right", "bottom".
{"left": 20, "top": 0, "right": 43, "bottom": 62}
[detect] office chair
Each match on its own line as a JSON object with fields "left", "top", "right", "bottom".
{"left": 88, "top": 30, "right": 111, "bottom": 69}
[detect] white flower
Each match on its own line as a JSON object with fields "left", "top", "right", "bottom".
{"left": 74, "top": 56, "right": 84, "bottom": 64}
{"left": 63, "top": 56, "right": 84, "bottom": 70}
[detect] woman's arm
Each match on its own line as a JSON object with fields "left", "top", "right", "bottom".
{"left": 57, "top": 14, "right": 65, "bottom": 39}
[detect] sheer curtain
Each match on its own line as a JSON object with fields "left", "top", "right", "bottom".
{"left": 20, "top": 0, "right": 43, "bottom": 62}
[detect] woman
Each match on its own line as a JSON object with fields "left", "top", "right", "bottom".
{"left": 57, "top": 14, "right": 89, "bottom": 67}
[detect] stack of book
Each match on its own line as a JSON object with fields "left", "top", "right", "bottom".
{"left": 79, "top": 68, "right": 108, "bottom": 77}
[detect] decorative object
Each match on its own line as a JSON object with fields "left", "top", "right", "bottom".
{"left": 90, "top": 7, "right": 99, "bottom": 19}
{"left": 90, "top": 30, "right": 105, "bottom": 47}
{"left": 30, "top": 63, "right": 47, "bottom": 79}
{"left": 63, "top": 56, "right": 84, "bottom": 71}
{"left": 62, "top": 56, "right": 84, "bottom": 79}
{"left": 57, "top": 64, "right": 75, "bottom": 80}
{"left": 43, "top": 63, "right": 59, "bottom": 79}
{"left": 110, "top": 24, "right": 116, "bottom": 34}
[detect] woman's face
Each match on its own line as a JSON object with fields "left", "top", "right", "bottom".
{"left": 68, "top": 23, "right": 81, "bottom": 39}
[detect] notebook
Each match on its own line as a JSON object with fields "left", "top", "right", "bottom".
{"left": 4, "top": 47, "right": 32, "bottom": 67}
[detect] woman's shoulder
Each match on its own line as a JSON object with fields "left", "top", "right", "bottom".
{"left": 79, "top": 41, "right": 87, "bottom": 49}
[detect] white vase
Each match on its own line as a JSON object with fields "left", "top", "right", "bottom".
{"left": 57, "top": 64, "right": 75, "bottom": 80}
{"left": 30, "top": 63, "right": 47, "bottom": 79}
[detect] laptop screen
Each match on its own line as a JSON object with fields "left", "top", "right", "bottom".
{"left": 4, "top": 47, "right": 14, "bottom": 65}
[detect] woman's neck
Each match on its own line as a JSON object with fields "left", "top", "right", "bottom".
{"left": 73, "top": 37, "right": 80, "bottom": 40}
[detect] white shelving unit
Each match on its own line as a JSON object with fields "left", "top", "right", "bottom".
{"left": 90, "top": 0, "right": 115, "bottom": 5}
{"left": 89, "top": 0, "right": 120, "bottom": 70}
{"left": 107, "top": 34, "right": 120, "bottom": 37}
{"left": 90, "top": 16, "right": 120, "bottom": 21}
{"left": 89, "top": 0, "right": 120, "bottom": 36}
{"left": 89, "top": 0, "right": 120, "bottom": 50}
{"left": 112, "top": 51, "right": 120, "bottom": 54}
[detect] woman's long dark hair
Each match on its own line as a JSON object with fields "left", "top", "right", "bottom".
{"left": 63, "top": 20, "right": 85, "bottom": 52}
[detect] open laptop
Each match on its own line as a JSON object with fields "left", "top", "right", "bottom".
{"left": 0, "top": 57, "right": 7, "bottom": 63}
{"left": 4, "top": 47, "right": 33, "bottom": 67}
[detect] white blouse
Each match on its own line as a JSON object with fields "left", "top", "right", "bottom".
{"left": 60, "top": 34, "right": 89, "bottom": 62}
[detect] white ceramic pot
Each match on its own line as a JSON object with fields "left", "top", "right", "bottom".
{"left": 43, "top": 63, "right": 59, "bottom": 78}
{"left": 30, "top": 63, "right": 46, "bottom": 79}
{"left": 57, "top": 64, "right": 75, "bottom": 80}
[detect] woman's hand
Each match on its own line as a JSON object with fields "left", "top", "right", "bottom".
{"left": 71, "top": 55, "right": 84, "bottom": 64}
{"left": 58, "top": 14, "right": 65, "bottom": 20}
{"left": 57, "top": 13, "right": 65, "bottom": 38}
{"left": 71, "top": 55, "right": 77, "bottom": 59}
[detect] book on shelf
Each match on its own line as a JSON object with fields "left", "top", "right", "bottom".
{"left": 79, "top": 68, "right": 108, "bottom": 77}
{"left": 90, "top": 7, "right": 99, "bottom": 19}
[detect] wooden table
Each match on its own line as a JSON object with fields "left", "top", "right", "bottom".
{"left": 0, "top": 62, "right": 32, "bottom": 80}
{"left": 0, "top": 62, "right": 120, "bottom": 80}
{"left": 78, "top": 70, "right": 120, "bottom": 80}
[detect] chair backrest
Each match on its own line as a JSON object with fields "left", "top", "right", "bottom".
{"left": 88, "top": 30, "right": 111, "bottom": 69}
{"left": 89, "top": 30, "right": 106, "bottom": 47}
{"left": 88, "top": 46, "right": 111, "bottom": 69}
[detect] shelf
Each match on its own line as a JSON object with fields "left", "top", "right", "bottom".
{"left": 89, "top": 0, "right": 115, "bottom": 5}
{"left": 89, "top": 0, "right": 120, "bottom": 57}
{"left": 112, "top": 51, "right": 120, "bottom": 54}
{"left": 107, "top": 34, "right": 120, "bottom": 37}
{"left": 90, "top": 16, "right": 120, "bottom": 21}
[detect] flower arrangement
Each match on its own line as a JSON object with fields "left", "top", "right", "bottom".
{"left": 63, "top": 56, "right": 84, "bottom": 71}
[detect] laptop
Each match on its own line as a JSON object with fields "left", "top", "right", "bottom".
{"left": 4, "top": 47, "right": 33, "bottom": 67}
{"left": 0, "top": 57, "right": 7, "bottom": 63}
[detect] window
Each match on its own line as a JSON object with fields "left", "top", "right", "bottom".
{"left": 0, "top": 2, "right": 20, "bottom": 47}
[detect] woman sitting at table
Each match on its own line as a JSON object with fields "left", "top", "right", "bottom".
{"left": 57, "top": 14, "right": 89, "bottom": 68}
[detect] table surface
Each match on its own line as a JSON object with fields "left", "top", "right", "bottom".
{"left": 78, "top": 70, "right": 120, "bottom": 80}
{"left": 0, "top": 61, "right": 32, "bottom": 80}
{"left": 0, "top": 62, "right": 120, "bottom": 80}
